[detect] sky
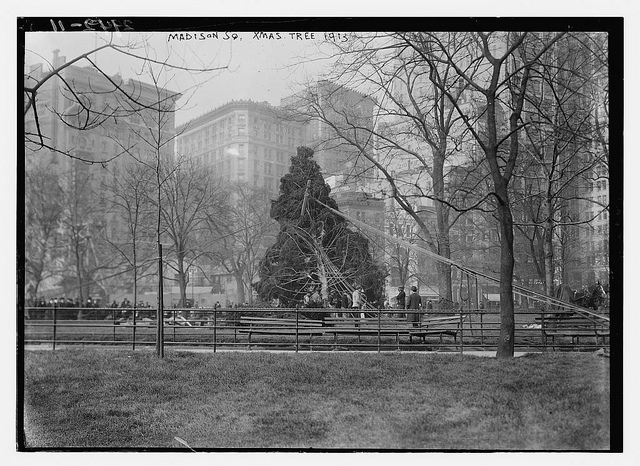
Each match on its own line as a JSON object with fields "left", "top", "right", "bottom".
{"left": 25, "top": 30, "right": 335, "bottom": 125}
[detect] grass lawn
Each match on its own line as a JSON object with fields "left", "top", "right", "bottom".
{"left": 21, "top": 349, "right": 610, "bottom": 451}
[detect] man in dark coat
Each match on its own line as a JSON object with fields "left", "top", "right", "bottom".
{"left": 395, "top": 286, "right": 406, "bottom": 307}
{"left": 395, "top": 286, "right": 406, "bottom": 317}
{"left": 406, "top": 286, "right": 422, "bottom": 326}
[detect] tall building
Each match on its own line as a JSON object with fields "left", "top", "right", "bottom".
{"left": 281, "top": 79, "right": 378, "bottom": 186}
{"left": 175, "top": 100, "right": 308, "bottom": 197}
{"left": 26, "top": 50, "right": 180, "bottom": 174}
{"left": 24, "top": 50, "right": 181, "bottom": 303}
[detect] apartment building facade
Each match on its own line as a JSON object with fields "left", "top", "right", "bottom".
{"left": 25, "top": 50, "right": 181, "bottom": 303}
{"left": 176, "top": 100, "right": 308, "bottom": 197}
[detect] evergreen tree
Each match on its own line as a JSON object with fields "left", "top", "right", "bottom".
{"left": 254, "top": 147, "right": 386, "bottom": 311}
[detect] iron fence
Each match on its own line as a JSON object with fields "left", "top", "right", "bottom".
{"left": 23, "top": 306, "right": 610, "bottom": 353}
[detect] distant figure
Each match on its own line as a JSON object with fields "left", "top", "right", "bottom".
{"left": 406, "top": 286, "right": 422, "bottom": 326}
{"left": 395, "top": 286, "right": 406, "bottom": 317}
{"left": 342, "top": 291, "right": 352, "bottom": 309}
{"left": 310, "top": 288, "right": 321, "bottom": 307}
{"left": 352, "top": 287, "right": 363, "bottom": 309}
{"left": 396, "top": 286, "right": 406, "bottom": 308}
{"left": 333, "top": 291, "right": 342, "bottom": 309}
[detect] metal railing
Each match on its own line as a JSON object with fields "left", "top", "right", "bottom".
{"left": 23, "top": 306, "right": 610, "bottom": 353}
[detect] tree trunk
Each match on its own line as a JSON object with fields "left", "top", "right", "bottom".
{"left": 496, "top": 182, "right": 516, "bottom": 358}
{"left": 133, "top": 244, "right": 138, "bottom": 312}
{"left": 178, "top": 268, "right": 188, "bottom": 316}
{"left": 433, "top": 151, "right": 453, "bottom": 302}
{"left": 156, "top": 242, "right": 164, "bottom": 358}
{"left": 234, "top": 273, "right": 246, "bottom": 305}
{"left": 543, "top": 197, "right": 555, "bottom": 298}
{"left": 437, "top": 244, "right": 453, "bottom": 303}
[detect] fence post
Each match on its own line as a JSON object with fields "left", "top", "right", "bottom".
{"left": 172, "top": 311, "right": 176, "bottom": 343}
{"left": 132, "top": 306, "right": 137, "bottom": 351}
{"left": 213, "top": 307, "right": 217, "bottom": 353}
{"left": 233, "top": 308, "right": 237, "bottom": 345}
{"left": 459, "top": 312, "right": 464, "bottom": 355}
{"left": 52, "top": 306, "right": 57, "bottom": 350}
{"left": 377, "top": 307, "right": 381, "bottom": 353}
{"left": 295, "top": 308, "right": 299, "bottom": 353}
{"left": 541, "top": 310, "right": 546, "bottom": 350}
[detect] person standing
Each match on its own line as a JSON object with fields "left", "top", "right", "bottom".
{"left": 342, "top": 291, "right": 352, "bottom": 310}
{"left": 406, "top": 286, "right": 422, "bottom": 326}
{"left": 351, "top": 286, "right": 364, "bottom": 318}
{"left": 395, "top": 286, "right": 406, "bottom": 317}
{"left": 351, "top": 287, "right": 362, "bottom": 309}
{"left": 310, "top": 287, "right": 321, "bottom": 307}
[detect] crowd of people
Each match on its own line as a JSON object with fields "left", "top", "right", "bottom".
{"left": 25, "top": 285, "right": 439, "bottom": 316}
{"left": 25, "top": 296, "right": 158, "bottom": 309}
{"left": 285, "top": 284, "right": 439, "bottom": 322}
{"left": 26, "top": 297, "right": 102, "bottom": 308}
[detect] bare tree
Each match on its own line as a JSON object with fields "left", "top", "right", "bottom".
{"left": 57, "top": 165, "right": 116, "bottom": 312}
{"left": 207, "top": 182, "right": 278, "bottom": 305}
{"left": 284, "top": 34, "right": 478, "bottom": 302}
{"left": 156, "top": 156, "right": 230, "bottom": 311}
{"left": 24, "top": 158, "right": 64, "bottom": 303}
{"left": 102, "top": 161, "right": 157, "bottom": 308}
{"left": 512, "top": 32, "right": 609, "bottom": 295}
{"left": 398, "top": 31, "right": 568, "bottom": 357}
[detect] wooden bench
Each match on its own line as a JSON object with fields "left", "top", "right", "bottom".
{"left": 323, "top": 316, "right": 415, "bottom": 348}
{"left": 238, "top": 316, "right": 325, "bottom": 348}
{"left": 409, "top": 315, "right": 467, "bottom": 345}
{"left": 536, "top": 314, "right": 610, "bottom": 348}
{"left": 323, "top": 314, "right": 467, "bottom": 348}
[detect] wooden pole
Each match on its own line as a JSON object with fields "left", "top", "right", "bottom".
{"left": 156, "top": 243, "right": 164, "bottom": 358}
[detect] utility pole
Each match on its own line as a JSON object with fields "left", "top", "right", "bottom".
{"left": 156, "top": 243, "right": 164, "bottom": 358}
